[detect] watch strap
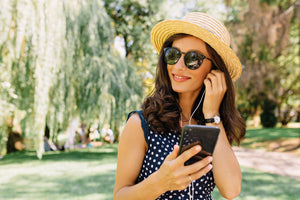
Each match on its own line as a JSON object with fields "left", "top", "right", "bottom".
{"left": 205, "top": 118, "right": 215, "bottom": 123}
{"left": 205, "top": 115, "right": 221, "bottom": 124}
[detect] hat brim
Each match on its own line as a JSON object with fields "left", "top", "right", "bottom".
{"left": 151, "top": 20, "right": 242, "bottom": 81}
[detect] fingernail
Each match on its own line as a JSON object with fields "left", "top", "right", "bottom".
{"left": 208, "top": 156, "right": 213, "bottom": 162}
{"left": 195, "top": 145, "right": 200, "bottom": 151}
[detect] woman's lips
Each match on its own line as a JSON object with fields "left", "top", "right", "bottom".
{"left": 172, "top": 73, "right": 190, "bottom": 82}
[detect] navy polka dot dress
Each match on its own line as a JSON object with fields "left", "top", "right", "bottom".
{"left": 129, "top": 111, "right": 215, "bottom": 200}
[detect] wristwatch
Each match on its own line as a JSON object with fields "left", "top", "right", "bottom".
{"left": 205, "top": 115, "right": 221, "bottom": 124}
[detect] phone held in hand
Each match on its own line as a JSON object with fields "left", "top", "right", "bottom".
{"left": 178, "top": 125, "right": 220, "bottom": 165}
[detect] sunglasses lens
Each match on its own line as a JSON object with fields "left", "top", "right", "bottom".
{"left": 185, "top": 52, "right": 204, "bottom": 70}
{"left": 164, "top": 47, "right": 207, "bottom": 70}
{"left": 164, "top": 47, "right": 181, "bottom": 65}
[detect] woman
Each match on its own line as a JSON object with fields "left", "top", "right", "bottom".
{"left": 113, "top": 12, "right": 246, "bottom": 200}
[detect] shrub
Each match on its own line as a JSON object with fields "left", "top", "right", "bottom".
{"left": 260, "top": 99, "right": 277, "bottom": 128}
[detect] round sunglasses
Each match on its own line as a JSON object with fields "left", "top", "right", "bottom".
{"left": 163, "top": 47, "right": 212, "bottom": 70}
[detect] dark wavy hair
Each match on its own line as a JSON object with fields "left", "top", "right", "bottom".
{"left": 142, "top": 34, "right": 245, "bottom": 145}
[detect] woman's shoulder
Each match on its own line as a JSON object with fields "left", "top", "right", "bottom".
{"left": 126, "top": 110, "right": 143, "bottom": 124}
{"left": 126, "top": 112, "right": 142, "bottom": 126}
{"left": 121, "top": 110, "right": 146, "bottom": 138}
{"left": 126, "top": 110, "right": 150, "bottom": 131}
{"left": 120, "top": 111, "right": 147, "bottom": 151}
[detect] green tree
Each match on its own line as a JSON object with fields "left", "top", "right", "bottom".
{"left": 0, "top": 0, "right": 65, "bottom": 157}
{"left": 103, "top": 0, "right": 167, "bottom": 95}
{"left": 0, "top": 0, "right": 143, "bottom": 157}
{"left": 226, "top": 0, "right": 300, "bottom": 126}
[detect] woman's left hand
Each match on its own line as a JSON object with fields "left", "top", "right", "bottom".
{"left": 203, "top": 70, "right": 227, "bottom": 118}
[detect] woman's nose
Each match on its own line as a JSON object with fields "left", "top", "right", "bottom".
{"left": 174, "top": 55, "right": 186, "bottom": 70}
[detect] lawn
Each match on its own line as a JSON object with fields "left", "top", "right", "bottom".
{"left": 243, "top": 127, "right": 299, "bottom": 143}
{"left": 240, "top": 127, "right": 300, "bottom": 154}
{"left": 0, "top": 127, "right": 299, "bottom": 200}
{"left": 0, "top": 145, "right": 118, "bottom": 200}
{"left": 212, "top": 167, "right": 300, "bottom": 200}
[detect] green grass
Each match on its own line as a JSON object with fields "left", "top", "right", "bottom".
{"left": 212, "top": 167, "right": 300, "bottom": 200}
{"left": 245, "top": 127, "right": 299, "bottom": 141}
{"left": 240, "top": 127, "right": 299, "bottom": 149}
{"left": 0, "top": 145, "right": 118, "bottom": 200}
{"left": 1, "top": 132, "right": 300, "bottom": 200}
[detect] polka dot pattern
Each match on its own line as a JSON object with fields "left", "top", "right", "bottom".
{"left": 133, "top": 111, "right": 215, "bottom": 200}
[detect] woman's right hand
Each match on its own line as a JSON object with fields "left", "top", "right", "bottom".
{"left": 155, "top": 144, "right": 213, "bottom": 192}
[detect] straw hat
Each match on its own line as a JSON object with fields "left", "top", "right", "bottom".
{"left": 151, "top": 12, "right": 242, "bottom": 81}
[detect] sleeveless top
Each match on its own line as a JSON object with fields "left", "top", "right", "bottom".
{"left": 128, "top": 111, "right": 215, "bottom": 200}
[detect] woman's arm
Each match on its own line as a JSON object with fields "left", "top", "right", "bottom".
{"left": 113, "top": 113, "right": 213, "bottom": 200}
{"left": 203, "top": 70, "right": 241, "bottom": 199}
{"left": 113, "top": 113, "right": 164, "bottom": 199}
{"left": 208, "top": 122, "right": 241, "bottom": 199}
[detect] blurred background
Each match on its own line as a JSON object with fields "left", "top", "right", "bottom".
{"left": 0, "top": 0, "right": 299, "bottom": 200}
{"left": 0, "top": 0, "right": 299, "bottom": 157}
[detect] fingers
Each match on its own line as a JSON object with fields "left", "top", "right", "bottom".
{"left": 204, "top": 70, "right": 227, "bottom": 92}
{"left": 188, "top": 164, "right": 212, "bottom": 182}
{"left": 177, "top": 145, "right": 213, "bottom": 178}
{"left": 165, "top": 144, "right": 179, "bottom": 161}
{"left": 203, "top": 70, "right": 227, "bottom": 117}
{"left": 177, "top": 145, "right": 201, "bottom": 165}
{"left": 159, "top": 145, "right": 213, "bottom": 191}
{"left": 186, "top": 156, "right": 213, "bottom": 181}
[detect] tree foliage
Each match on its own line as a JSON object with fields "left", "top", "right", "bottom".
{"left": 226, "top": 0, "right": 300, "bottom": 126}
{"left": 103, "top": 0, "right": 167, "bottom": 94}
{"left": 0, "top": 0, "right": 143, "bottom": 157}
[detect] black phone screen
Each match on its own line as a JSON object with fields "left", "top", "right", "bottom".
{"left": 178, "top": 125, "right": 220, "bottom": 165}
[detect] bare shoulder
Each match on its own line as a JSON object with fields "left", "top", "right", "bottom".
{"left": 121, "top": 113, "right": 142, "bottom": 135}
{"left": 119, "top": 112, "right": 146, "bottom": 150}
{"left": 126, "top": 112, "right": 142, "bottom": 126}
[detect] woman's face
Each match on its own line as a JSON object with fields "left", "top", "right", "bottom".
{"left": 167, "top": 35, "right": 212, "bottom": 96}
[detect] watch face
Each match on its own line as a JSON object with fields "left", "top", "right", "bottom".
{"left": 214, "top": 115, "right": 221, "bottom": 124}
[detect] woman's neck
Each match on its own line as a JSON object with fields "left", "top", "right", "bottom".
{"left": 178, "top": 92, "right": 199, "bottom": 119}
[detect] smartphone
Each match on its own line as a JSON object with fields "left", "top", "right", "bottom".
{"left": 178, "top": 125, "right": 220, "bottom": 165}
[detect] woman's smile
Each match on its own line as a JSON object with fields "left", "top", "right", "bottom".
{"left": 172, "top": 73, "right": 191, "bottom": 82}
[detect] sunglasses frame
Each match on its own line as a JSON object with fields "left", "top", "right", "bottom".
{"left": 163, "top": 47, "right": 212, "bottom": 70}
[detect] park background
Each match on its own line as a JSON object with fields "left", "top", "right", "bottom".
{"left": 0, "top": 0, "right": 299, "bottom": 199}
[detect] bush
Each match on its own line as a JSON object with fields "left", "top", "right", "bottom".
{"left": 260, "top": 99, "right": 277, "bottom": 128}
{"left": 260, "top": 112, "right": 277, "bottom": 127}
